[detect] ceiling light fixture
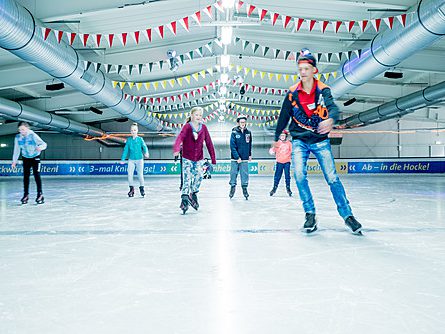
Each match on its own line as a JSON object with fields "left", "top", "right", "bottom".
{"left": 220, "top": 54, "right": 230, "bottom": 68}
{"left": 343, "top": 97, "right": 357, "bottom": 106}
{"left": 222, "top": 0, "right": 235, "bottom": 8}
{"left": 221, "top": 26, "right": 233, "bottom": 45}
{"left": 46, "top": 82, "right": 65, "bottom": 91}
{"left": 384, "top": 71, "right": 403, "bottom": 79}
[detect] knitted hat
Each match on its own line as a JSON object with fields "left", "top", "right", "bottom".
{"left": 297, "top": 48, "right": 317, "bottom": 69}
{"left": 236, "top": 115, "right": 247, "bottom": 122}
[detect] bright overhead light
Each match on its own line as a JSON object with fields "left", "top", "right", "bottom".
{"left": 220, "top": 73, "right": 230, "bottom": 84}
{"left": 222, "top": 0, "right": 235, "bottom": 8}
{"left": 220, "top": 54, "right": 230, "bottom": 68}
{"left": 219, "top": 86, "right": 228, "bottom": 96}
{"left": 0, "top": 143, "right": 7, "bottom": 148}
{"left": 221, "top": 26, "right": 233, "bottom": 45}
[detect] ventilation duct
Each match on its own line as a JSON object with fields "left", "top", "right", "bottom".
{"left": 0, "top": 97, "right": 126, "bottom": 144}
{"left": 331, "top": 0, "right": 445, "bottom": 98}
{"left": 0, "top": 0, "right": 163, "bottom": 131}
{"left": 339, "top": 80, "right": 445, "bottom": 127}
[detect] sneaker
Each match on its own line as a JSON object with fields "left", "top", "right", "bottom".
{"left": 189, "top": 192, "right": 199, "bottom": 210}
{"left": 269, "top": 186, "right": 277, "bottom": 196}
{"left": 229, "top": 186, "right": 236, "bottom": 199}
{"left": 303, "top": 213, "right": 317, "bottom": 233}
{"left": 345, "top": 216, "right": 362, "bottom": 235}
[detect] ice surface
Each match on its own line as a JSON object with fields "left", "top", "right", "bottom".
{"left": 0, "top": 175, "right": 444, "bottom": 334}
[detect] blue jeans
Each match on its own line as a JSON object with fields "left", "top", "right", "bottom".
{"left": 292, "top": 139, "right": 352, "bottom": 219}
{"left": 273, "top": 162, "right": 291, "bottom": 188}
{"left": 229, "top": 161, "right": 249, "bottom": 187}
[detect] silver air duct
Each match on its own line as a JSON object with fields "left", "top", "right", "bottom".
{"left": 0, "top": 0, "right": 163, "bottom": 131}
{"left": 339, "top": 80, "right": 445, "bottom": 127}
{"left": 0, "top": 97, "right": 127, "bottom": 144}
{"left": 331, "top": 0, "right": 445, "bottom": 98}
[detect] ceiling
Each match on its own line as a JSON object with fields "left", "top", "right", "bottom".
{"left": 0, "top": 0, "right": 444, "bottom": 134}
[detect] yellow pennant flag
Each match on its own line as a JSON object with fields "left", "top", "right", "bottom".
{"left": 128, "top": 82, "right": 135, "bottom": 89}
{"left": 284, "top": 74, "right": 290, "bottom": 82}
{"left": 119, "top": 82, "right": 126, "bottom": 89}
{"left": 112, "top": 81, "right": 118, "bottom": 88}
{"left": 266, "top": 110, "right": 271, "bottom": 115}
{"left": 144, "top": 82, "right": 151, "bottom": 90}
{"left": 332, "top": 71, "right": 338, "bottom": 79}
{"left": 177, "top": 77, "right": 183, "bottom": 86}
{"left": 244, "top": 67, "right": 251, "bottom": 76}
{"left": 268, "top": 73, "right": 274, "bottom": 81}
{"left": 260, "top": 71, "right": 266, "bottom": 79}
{"left": 200, "top": 70, "right": 206, "bottom": 78}
{"left": 252, "top": 69, "right": 258, "bottom": 78}
{"left": 261, "top": 110, "right": 265, "bottom": 115}
{"left": 236, "top": 65, "right": 242, "bottom": 73}
{"left": 192, "top": 73, "right": 199, "bottom": 81}
{"left": 161, "top": 80, "right": 167, "bottom": 89}
{"left": 173, "top": 114, "right": 178, "bottom": 119}
{"left": 324, "top": 72, "right": 330, "bottom": 81}
{"left": 207, "top": 67, "right": 214, "bottom": 76}
{"left": 169, "top": 79, "right": 176, "bottom": 88}
{"left": 168, "top": 114, "right": 172, "bottom": 119}
{"left": 292, "top": 75, "right": 298, "bottom": 82}
{"left": 153, "top": 82, "right": 159, "bottom": 90}
{"left": 276, "top": 73, "right": 282, "bottom": 81}
{"left": 185, "top": 75, "right": 191, "bottom": 84}
{"left": 136, "top": 82, "right": 143, "bottom": 91}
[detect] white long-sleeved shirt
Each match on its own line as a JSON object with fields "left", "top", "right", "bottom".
{"left": 12, "top": 130, "right": 47, "bottom": 163}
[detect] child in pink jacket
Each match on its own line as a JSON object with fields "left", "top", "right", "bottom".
{"left": 269, "top": 130, "right": 292, "bottom": 196}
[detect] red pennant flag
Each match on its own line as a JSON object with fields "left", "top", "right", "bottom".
{"left": 82, "top": 33, "right": 89, "bottom": 47}
{"left": 120, "top": 32, "right": 128, "bottom": 46}
{"left": 371, "top": 18, "right": 381, "bottom": 32}
{"left": 192, "top": 11, "right": 201, "bottom": 25}
{"left": 95, "top": 34, "right": 102, "bottom": 47}
{"left": 296, "top": 18, "right": 304, "bottom": 31}
{"left": 334, "top": 21, "right": 342, "bottom": 33}
{"left": 397, "top": 14, "right": 407, "bottom": 27}
{"left": 185, "top": 92, "right": 189, "bottom": 99}
{"left": 247, "top": 5, "right": 256, "bottom": 17}
{"left": 203, "top": 5, "right": 212, "bottom": 19}
{"left": 43, "top": 27, "right": 51, "bottom": 41}
{"left": 309, "top": 19, "right": 316, "bottom": 31}
{"left": 191, "top": 91, "right": 196, "bottom": 97}
{"left": 145, "top": 28, "right": 152, "bottom": 42}
{"left": 204, "top": 85, "right": 208, "bottom": 92}
{"left": 321, "top": 20, "right": 329, "bottom": 33}
{"left": 384, "top": 16, "right": 395, "bottom": 29}
{"left": 67, "top": 32, "right": 76, "bottom": 45}
{"left": 157, "top": 25, "right": 164, "bottom": 39}
{"left": 178, "top": 95, "right": 182, "bottom": 101}
{"left": 236, "top": 0, "right": 244, "bottom": 12}
{"left": 170, "top": 21, "right": 177, "bottom": 35}
{"left": 359, "top": 20, "right": 368, "bottom": 32}
{"left": 107, "top": 34, "right": 114, "bottom": 47}
{"left": 346, "top": 21, "right": 355, "bottom": 32}
{"left": 132, "top": 31, "right": 140, "bottom": 44}
{"left": 54, "top": 30, "right": 64, "bottom": 43}
{"left": 259, "top": 9, "right": 268, "bottom": 21}
{"left": 180, "top": 17, "right": 190, "bottom": 31}
{"left": 149, "top": 98, "right": 154, "bottom": 104}
{"left": 283, "top": 15, "right": 292, "bottom": 29}
{"left": 124, "top": 94, "right": 128, "bottom": 100}
{"left": 272, "top": 13, "right": 279, "bottom": 26}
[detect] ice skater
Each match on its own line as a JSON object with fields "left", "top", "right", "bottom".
{"left": 274, "top": 48, "right": 362, "bottom": 234}
{"left": 173, "top": 107, "right": 216, "bottom": 214}
{"left": 120, "top": 123, "right": 149, "bottom": 197}
{"left": 11, "top": 121, "right": 47, "bottom": 204}
{"left": 229, "top": 115, "right": 252, "bottom": 200}
{"left": 269, "top": 130, "right": 292, "bottom": 197}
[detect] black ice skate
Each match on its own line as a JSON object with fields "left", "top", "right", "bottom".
{"left": 21, "top": 194, "right": 29, "bottom": 204}
{"left": 303, "top": 213, "right": 317, "bottom": 233}
{"left": 189, "top": 192, "right": 199, "bottom": 210}
{"left": 180, "top": 194, "right": 189, "bottom": 214}
{"left": 139, "top": 186, "right": 145, "bottom": 198}
{"left": 229, "top": 186, "right": 236, "bottom": 199}
{"left": 35, "top": 193, "right": 44, "bottom": 205}
{"left": 345, "top": 216, "right": 363, "bottom": 235}
{"left": 269, "top": 186, "right": 277, "bottom": 196}
{"left": 128, "top": 186, "right": 135, "bottom": 197}
{"left": 242, "top": 186, "right": 249, "bottom": 200}
{"left": 286, "top": 186, "right": 292, "bottom": 197}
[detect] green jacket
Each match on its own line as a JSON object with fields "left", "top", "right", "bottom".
{"left": 121, "top": 136, "right": 148, "bottom": 160}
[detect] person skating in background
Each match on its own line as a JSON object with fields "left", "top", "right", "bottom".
{"left": 120, "top": 123, "right": 149, "bottom": 198}
{"left": 173, "top": 107, "right": 216, "bottom": 214}
{"left": 229, "top": 115, "right": 252, "bottom": 200}
{"left": 11, "top": 121, "right": 47, "bottom": 204}
{"left": 274, "top": 48, "right": 362, "bottom": 234}
{"left": 269, "top": 130, "right": 292, "bottom": 197}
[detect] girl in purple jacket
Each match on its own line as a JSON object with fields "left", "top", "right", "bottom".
{"left": 173, "top": 107, "right": 216, "bottom": 214}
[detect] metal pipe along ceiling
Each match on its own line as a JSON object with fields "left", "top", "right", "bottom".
{"left": 330, "top": 0, "right": 445, "bottom": 99}
{"left": 339, "top": 80, "right": 445, "bottom": 127}
{"left": 0, "top": 0, "right": 163, "bottom": 132}
{"left": 0, "top": 97, "right": 127, "bottom": 144}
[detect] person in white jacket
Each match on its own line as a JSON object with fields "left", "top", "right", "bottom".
{"left": 12, "top": 122, "right": 47, "bottom": 204}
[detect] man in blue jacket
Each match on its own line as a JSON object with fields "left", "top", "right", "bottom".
{"left": 229, "top": 115, "right": 252, "bottom": 199}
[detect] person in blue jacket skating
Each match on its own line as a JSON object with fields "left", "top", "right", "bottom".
{"left": 120, "top": 123, "right": 149, "bottom": 197}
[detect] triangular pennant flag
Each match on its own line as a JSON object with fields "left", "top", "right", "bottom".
{"left": 272, "top": 13, "right": 279, "bottom": 26}
{"left": 119, "top": 32, "right": 128, "bottom": 46}
{"left": 252, "top": 43, "right": 259, "bottom": 54}
{"left": 236, "top": 65, "right": 242, "bottom": 73}
{"left": 203, "top": 5, "right": 213, "bottom": 19}
{"left": 285, "top": 50, "right": 291, "bottom": 60}
{"left": 354, "top": 50, "right": 360, "bottom": 58}
{"left": 153, "top": 82, "right": 159, "bottom": 90}
{"left": 371, "top": 18, "right": 381, "bottom": 32}
{"left": 383, "top": 16, "right": 394, "bottom": 29}
{"left": 180, "top": 17, "right": 190, "bottom": 32}
{"left": 66, "top": 32, "right": 76, "bottom": 46}
{"left": 105, "top": 64, "right": 112, "bottom": 73}
{"left": 136, "top": 82, "right": 143, "bottom": 90}
{"left": 333, "top": 21, "right": 342, "bottom": 33}
{"left": 112, "top": 81, "right": 118, "bottom": 88}
{"left": 268, "top": 73, "right": 274, "bottom": 81}
{"left": 214, "top": 1, "right": 224, "bottom": 13}
{"left": 263, "top": 46, "right": 270, "bottom": 56}
{"left": 242, "top": 40, "right": 249, "bottom": 50}
{"left": 84, "top": 61, "right": 92, "bottom": 71}
{"left": 192, "top": 11, "right": 201, "bottom": 25}
{"left": 295, "top": 18, "right": 304, "bottom": 31}
{"left": 145, "top": 83, "right": 151, "bottom": 90}
{"left": 94, "top": 34, "right": 102, "bottom": 47}
{"left": 260, "top": 71, "right": 266, "bottom": 79}
{"left": 185, "top": 75, "right": 191, "bottom": 84}
{"left": 116, "top": 64, "right": 123, "bottom": 74}
{"left": 358, "top": 20, "right": 368, "bottom": 33}
{"left": 187, "top": 51, "right": 193, "bottom": 60}
{"left": 168, "top": 21, "right": 177, "bottom": 35}
{"left": 107, "top": 34, "right": 114, "bottom": 47}
{"left": 345, "top": 21, "right": 355, "bottom": 32}
{"left": 236, "top": 0, "right": 244, "bottom": 12}
{"left": 292, "top": 74, "right": 298, "bottom": 81}
{"left": 132, "top": 31, "right": 140, "bottom": 44}
{"left": 54, "top": 30, "right": 64, "bottom": 43}
{"left": 200, "top": 70, "right": 206, "bottom": 78}
{"left": 159, "top": 60, "right": 164, "bottom": 70}
{"left": 259, "top": 9, "right": 268, "bottom": 21}
{"left": 214, "top": 38, "right": 223, "bottom": 48}
{"left": 320, "top": 20, "right": 329, "bottom": 33}
{"left": 128, "top": 82, "right": 135, "bottom": 89}
{"left": 138, "top": 64, "right": 143, "bottom": 75}
{"left": 273, "top": 49, "right": 280, "bottom": 59}
{"left": 127, "top": 64, "right": 134, "bottom": 75}
{"left": 179, "top": 54, "right": 185, "bottom": 64}
{"left": 161, "top": 80, "right": 167, "bottom": 89}
{"left": 327, "top": 53, "right": 333, "bottom": 62}
{"left": 42, "top": 27, "right": 51, "bottom": 41}
{"left": 192, "top": 73, "right": 199, "bottom": 81}
{"left": 145, "top": 28, "right": 152, "bottom": 42}
{"left": 94, "top": 62, "right": 101, "bottom": 72}
{"left": 81, "top": 33, "right": 89, "bottom": 47}
{"left": 247, "top": 4, "right": 256, "bottom": 17}
{"left": 169, "top": 79, "right": 176, "bottom": 88}
{"left": 205, "top": 42, "right": 212, "bottom": 53}
{"left": 157, "top": 25, "right": 164, "bottom": 38}
{"left": 397, "top": 14, "right": 407, "bottom": 27}
{"left": 276, "top": 73, "right": 282, "bottom": 81}
{"left": 283, "top": 15, "right": 292, "bottom": 29}
{"left": 119, "top": 82, "right": 126, "bottom": 89}
{"left": 308, "top": 19, "right": 316, "bottom": 31}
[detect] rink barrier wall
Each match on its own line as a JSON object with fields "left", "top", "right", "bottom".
{"left": 1, "top": 159, "right": 444, "bottom": 176}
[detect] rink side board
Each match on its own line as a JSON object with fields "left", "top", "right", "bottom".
{"left": 0, "top": 159, "right": 444, "bottom": 176}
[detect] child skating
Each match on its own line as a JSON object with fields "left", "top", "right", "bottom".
{"left": 269, "top": 130, "right": 292, "bottom": 197}
{"left": 173, "top": 107, "right": 216, "bottom": 214}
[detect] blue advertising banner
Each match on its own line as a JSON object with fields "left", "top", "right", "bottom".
{"left": 347, "top": 161, "right": 445, "bottom": 174}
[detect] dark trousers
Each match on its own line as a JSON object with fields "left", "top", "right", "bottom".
{"left": 273, "top": 162, "right": 291, "bottom": 188}
{"left": 23, "top": 157, "right": 43, "bottom": 195}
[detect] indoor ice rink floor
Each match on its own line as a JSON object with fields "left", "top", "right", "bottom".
{"left": 0, "top": 174, "right": 444, "bottom": 334}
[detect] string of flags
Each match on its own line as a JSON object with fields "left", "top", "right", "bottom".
{"left": 39, "top": 1, "right": 410, "bottom": 48}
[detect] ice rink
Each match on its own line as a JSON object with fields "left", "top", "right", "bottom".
{"left": 0, "top": 174, "right": 444, "bottom": 334}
